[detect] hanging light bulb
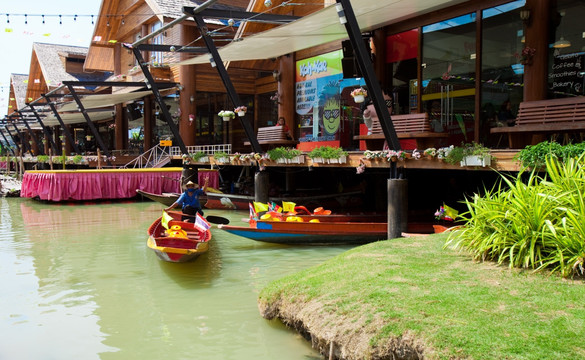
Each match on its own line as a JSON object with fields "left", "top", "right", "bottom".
{"left": 74, "top": 14, "right": 77, "bottom": 22}
{"left": 6, "top": 14, "right": 9, "bottom": 24}
{"left": 264, "top": 0, "right": 272, "bottom": 7}
{"left": 121, "top": 16, "right": 125, "bottom": 25}
{"left": 24, "top": 14, "right": 27, "bottom": 25}
{"left": 228, "top": 18, "right": 235, "bottom": 26}
{"left": 42, "top": 15, "right": 45, "bottom": 24}
{"left": 91, "top": 15, "right": 94, "bottom": 25}
{"left": 59, "top": 15, "right": 62, "bottom": 25}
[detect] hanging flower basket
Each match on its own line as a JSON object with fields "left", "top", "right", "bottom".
{"left": 218, "top": 110, "right": 235, "bottom": 121}
{"left": 350, "top": 88, "right": 367, "bottom": 103}
{"left": 234, "top": 106, "right": 247, "bottom": 117}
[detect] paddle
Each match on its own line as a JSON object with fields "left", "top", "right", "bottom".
{"left": 174, "top": 212, "right": 230, "bottom": 225}
{"left": 205, "top": 215, "right": 230, "bottom": 225}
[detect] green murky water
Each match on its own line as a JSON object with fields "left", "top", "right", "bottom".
{"left": 0, "top": 198, "right": 352, "bottom": 359}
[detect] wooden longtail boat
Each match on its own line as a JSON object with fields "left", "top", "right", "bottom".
{"left": 218, "top": 219, "right": 388, "bottom": 245}
{"left": 137, "top": 189, "right": 181, "bottom": 206}
{"left": 138, "top": 189, "right": 364, "bottom": 211}
{"left": 147, "top": 212, "right": 212, "bottom": 263}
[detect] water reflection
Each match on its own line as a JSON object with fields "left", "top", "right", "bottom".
{"left": 1, "top": 198, "right": 352, "bottom": 359}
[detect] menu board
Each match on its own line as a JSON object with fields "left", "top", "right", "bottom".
{"left": 549, "top": 53, "right": 585, "bottom": 95}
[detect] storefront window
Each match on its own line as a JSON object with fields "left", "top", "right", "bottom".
{"left": 386, "top": 29, "right": 418, "bottom": 115}
{"left": 422, "top": 13, "right": 476, "bottom": 145}
{"left": 481, "top": 0, "right": 525, "bottom": 148}
{"left": 548, "top": 0, "right": 585, "bottom": 98}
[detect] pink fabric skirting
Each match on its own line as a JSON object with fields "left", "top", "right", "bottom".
{"left": 21, "top": 171, "right": 182, "bottom": 202}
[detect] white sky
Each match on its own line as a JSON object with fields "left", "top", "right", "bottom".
{"left": 0, "top": 0, "right": 101, "bottom": 117}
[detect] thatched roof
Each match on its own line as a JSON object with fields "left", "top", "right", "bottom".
{"left": 10, "top": 74, "right": 29, "bottom": 110}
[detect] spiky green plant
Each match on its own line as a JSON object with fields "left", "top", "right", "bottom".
{"left": 448, "top": 153, "right": 585, "bottom": 277}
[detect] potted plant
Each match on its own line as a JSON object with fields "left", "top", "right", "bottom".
{"left": 459, "top": 142, "right": 491, "bottom": 167}
{"left": 190, "top": 151, "right": 209, "bottom": 163}
{"left": 322, "top": 146, "right": 348, "bottom": 163}
{"left": 234, "top": 106, "right": 247, "bottom": 117}
{"left": 350, "top": 87, "right": 367, "bottom": 103}
{"left": 307, "top": 147, "right": 325, "bottom": 163}
{"left": 218, "top": 110, "right": 235, "bottom": 121}
{"left": 213, "top": 151, "right": 230, "bottom": 164}
{"left": 267, "top": 147, "right": 288, "bottom": 163}
{"left": 37, "top": 155, "right": 49, "bottom": 163}
{"left": 284, "top": 148, "right": 303, "bottom": 164}
{"left": 442, "top": 143, "right": 491, "bottom": 167}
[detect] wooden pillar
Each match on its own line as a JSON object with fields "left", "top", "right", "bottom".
{"left": 143, "top": 96, "right": 153, "bottom": 150}
{"left": 115, "top": 104, "right": 125, "bottom": 150}
{"left": 524, "top": 0, "right": 550, "bottom": 101}
{"left": 278, "top": 54, "right": 295, "bottom": 136}
{"left": 254, "top": 171, "right": 269, "bottom": 203}
{"left": 113, "top": 43, "right": 125, "bottom": 150}
{"left": 179, "top": 25, "right": 197, "bottom": 146}
{"left": 372, "top": 29, "right": 386, "bottom": 88}
{"left": 387, "top": 179, "right": 408, "bottom": 239}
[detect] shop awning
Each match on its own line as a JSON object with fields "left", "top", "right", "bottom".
{"left": 56, "top": 90, "right": 155, "bottom": 112}
{"left": 177, "top": 0, "right": 466, "bottom": 65}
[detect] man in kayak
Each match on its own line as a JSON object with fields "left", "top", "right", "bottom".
{"left": 165, "top": 179, "right": 208, "bottom": 221}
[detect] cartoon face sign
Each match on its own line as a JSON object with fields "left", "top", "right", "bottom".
{"left": 322, "top": 98, "right": 340, "bottom": 135}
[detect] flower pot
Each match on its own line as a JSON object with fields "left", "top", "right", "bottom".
{"left": 460, "top": 155, "right": 491, "bottom": 167}
{"left": 311, "top": 157, "right": 324, "bottom": 164}
{"left": 216, "top": 157, "right": 229, "bottom": 164}
{"left": 433, "top": 225, "right": 450, "bottom": 233}
{"left": 287, "top": 155, "right": 304, "bottom": 164}
{"left": 194, "top": 156, "right": 209, "bottom": 163}
{"left": 223, "top": 116, "right": 231, "bottom": 121}
{"left": 326, "top": 155, "right": 347, "bottom": 164}
{"left": 353, "top": 94, "right": 365, "bottom": 103}
{"left": 237, "top": 111, "right": 245, "bottom": 117}
{"left": 276, "top": 158, "right": 287, "bottom": 164}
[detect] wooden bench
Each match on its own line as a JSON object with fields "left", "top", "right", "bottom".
{"left": 490, "top": 97, "right": 585, "bottom": 148}
{"left": 244, "top": 126, "right": 298, "bottom": 149}
{"left": 353, "top": 113, "right": 447, "bottom": 149}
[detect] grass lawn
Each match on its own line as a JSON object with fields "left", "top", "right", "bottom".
{"left": 258, "top": 233, "right": 585, "bottom": 359}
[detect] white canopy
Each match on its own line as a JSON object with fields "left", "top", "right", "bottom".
{"left": 177, "top": 0, "right": 467, "bottom": 65}
{"left": 56, "top": 90, "right": 154, "bottom": 112}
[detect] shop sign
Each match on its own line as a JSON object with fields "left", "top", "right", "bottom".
{"left": 549, "top": 53, "right": 584, "bottom": 95}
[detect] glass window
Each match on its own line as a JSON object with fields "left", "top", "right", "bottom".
{"left": 548, "top": 0, "right": 585, "bottom": 98}
{"left": 422, "top": 13, "right": 476, "bottom": 145}
{"left": 151, "top": 21, "right": 164, "bottom": 66}
{"left": 481, "top": 0, "right": 525, "bottom": 148}
{"left": 386, "top": 29, "right": 419, "bottom": 115}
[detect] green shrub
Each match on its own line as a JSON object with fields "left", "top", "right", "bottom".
{"left": 448, "top": 153, "right": 585, "bottom": 277}
{"left": 213, "top": 151, "right": 228, "bottom": 159}
{"left": 267, "top": 147, "right": 287, "bottom": 161}
{"left": 190, "top": 151, "right": 208, "bottom": 162}
{"left": 307, "top": 146, "right": 347, "bottom": 159}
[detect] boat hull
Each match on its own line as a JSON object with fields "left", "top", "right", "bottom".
{"left": 218, "top": 220, "right": 387, "bottom": 245}
{"left": 146, "top": 214, "right": 211, "bottom": 263}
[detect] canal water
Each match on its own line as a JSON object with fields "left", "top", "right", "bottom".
{"left": 0, "top": 198, "right": 353, "bottom": 359}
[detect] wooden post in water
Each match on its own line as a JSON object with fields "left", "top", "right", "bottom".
{"left": 387, "top": 179, "right": 408, "bottom": 239}
{"left": 254, "top": 171, "right": 269, "bottom": 203}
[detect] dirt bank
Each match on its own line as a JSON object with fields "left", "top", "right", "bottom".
{"left": 259, "top": 297, "right": 429, "bottom": 360}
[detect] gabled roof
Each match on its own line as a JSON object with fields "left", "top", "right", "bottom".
{"left": 149, "top": 0, "right": 250, "bottom": 20}
{"left": 9, "top": 74, "right": 29, "bottom": 112}
{"left": 33, "top": 43, "right": 109, "bottom": 85}
{"left": 25, "top": 43, "right": 111, "bottom": 105}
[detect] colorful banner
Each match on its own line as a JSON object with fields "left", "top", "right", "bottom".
{"left": 295, "top": 50, "right": 342, "bottom": 82}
